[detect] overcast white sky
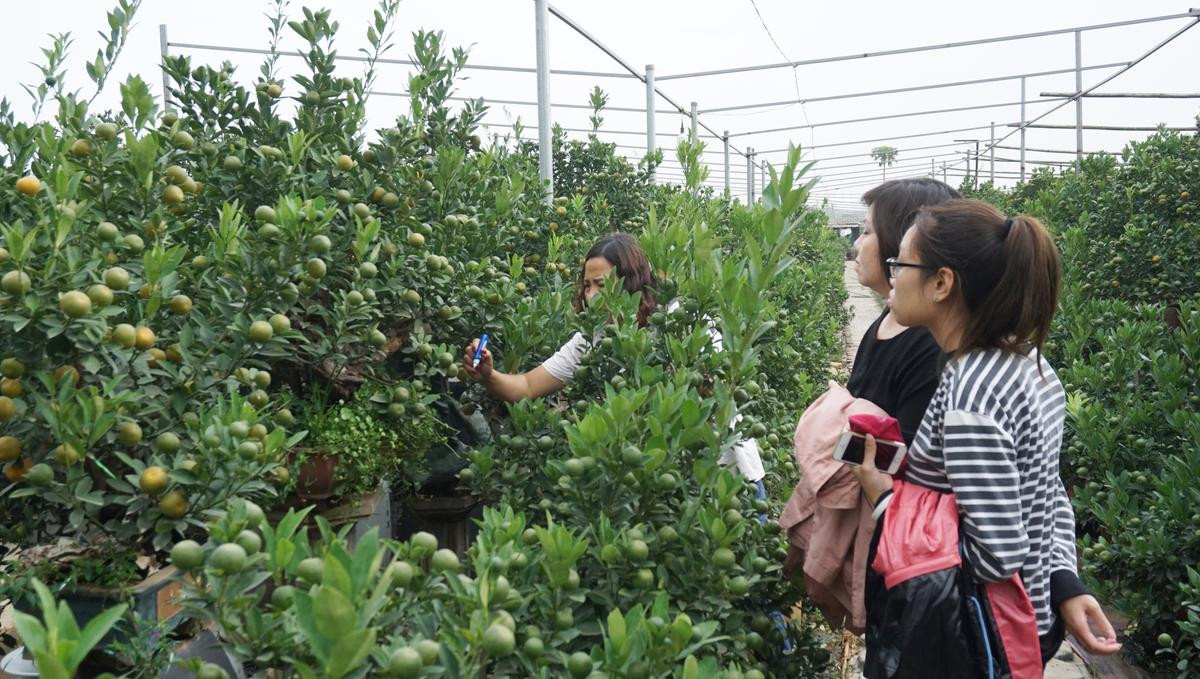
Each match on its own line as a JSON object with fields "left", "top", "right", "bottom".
{"left": 4, "top": 1, "right": 1198, "bottom": 210}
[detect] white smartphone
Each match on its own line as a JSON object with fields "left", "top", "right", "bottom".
{"left": 832, "top": 429, "right": 907, "bottom": 475}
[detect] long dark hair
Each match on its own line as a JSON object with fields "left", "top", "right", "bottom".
{"left": 911, "top": 199, "right": 1060, "bottom": 358}
{"left": 862, "top": 178, "right": 960, "bottom": 286}
{"left": 574, "top": 233, "right": 657, "bottom": 327}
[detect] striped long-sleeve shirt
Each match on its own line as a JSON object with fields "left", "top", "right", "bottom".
{"left": 902, "top": 348, "right": 1078, "bottom": 635}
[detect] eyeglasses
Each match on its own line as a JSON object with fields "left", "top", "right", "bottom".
{"left": 885, "top": 257, "right": 937, "bottom": 280}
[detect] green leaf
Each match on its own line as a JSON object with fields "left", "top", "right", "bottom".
{"left": 29, "top": 652, "right": 69, "bottom": 679}
{"left": 322, "top": 550, "right": 354, "bottom": 597}
{"left": 325, "top": 627, "right": 376, "bottom": 679}
{"left": 31, "top": 579, "right": 59, "bottom": 630}
{"left": 313, "top": 585, "right": 357, "bottom": 642}
{"left": 607, "top": 608, "right": 626, "bottom": 648}
{"left": 68, "top": 602, "right": 127, "bottom": 670}
{"left": 292, "top": 590, "right": 332, "bottom": 663}
{"left": 10, "top": 611, "right": 48, "bottom": 656}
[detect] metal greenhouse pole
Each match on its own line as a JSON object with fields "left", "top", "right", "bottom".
{"left": 645, "top": 63, "right": 656, "bottom": 179}
{"left": 534, "top": 0, "right": 554, "bottom": 203}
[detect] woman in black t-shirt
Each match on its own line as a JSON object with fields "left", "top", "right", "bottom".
{"left": 846, "top": 178, "right": 953, "bottom": 445}
{"left": 847, "top": 179, "right": 1120, "bottom": 664}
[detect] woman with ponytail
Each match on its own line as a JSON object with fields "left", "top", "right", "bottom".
{"left": 850, "top": 200, "right": 1120, "bottom": 676}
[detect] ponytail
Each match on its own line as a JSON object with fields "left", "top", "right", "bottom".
{"left": 911, "top": 199, "right": 1061, "bottom": 358}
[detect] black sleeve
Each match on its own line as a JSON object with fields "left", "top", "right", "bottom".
{"left": 889, "top": 334, "right": 942, "bottom": 445}
{"left": 1050, "top": 569, "right": 1090, "bottom": 610}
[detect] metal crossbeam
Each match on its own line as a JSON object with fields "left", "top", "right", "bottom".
{"left": 731, "top": 99, "right": 1066, "bottom": 138}
{"left": 700, "top": 62, "right": 1125, "bottom": 114}
{"left": 656, "top": 10, "right": 1199, "bottom": 80}
{"left": 167, "top": 40, "right": 636, "bottom": 79}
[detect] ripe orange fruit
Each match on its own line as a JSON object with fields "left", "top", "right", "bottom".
{"left": 135, "top": 326, "right": 156, "bottom": 350}
{"left": 53, "top": 365, "right": 80, "bottom": 387}
{"left": 0, "top": 436, "right": 20, "bottom": 462}
{"left": 139, "top": 466, "right": 169, "bottom": 495}
{"left": 168, "top": 294, "right": 193, "bottom": 315}
{"left": 15, "top": 175, "right": 41, "bottom": 196}
{"left": 5, "top": 458, "right": 32, "bottom": 482}
{"left": 147, "top": 348, "right": 166, "bottom": 368}
{"left": 159, "top": 490, "right": 188, "bottom": 518}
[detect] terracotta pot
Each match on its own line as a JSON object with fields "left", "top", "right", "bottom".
{"left": 297, "top": 451, "right": 337, "bottom": 501}
{"left": 1164, "top": 304, "right": 1181, "bottom": 330}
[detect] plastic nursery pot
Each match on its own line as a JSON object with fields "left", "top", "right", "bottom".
{"left": 296, "top": 449, "right": 337, "bottom": 502}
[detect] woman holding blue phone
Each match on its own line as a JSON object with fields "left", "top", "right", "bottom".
{"left": 461, "top": 233, "right": 656, "bottom": 402}
{"left": 461, "top": 233, "right": 765, "bottom": 484}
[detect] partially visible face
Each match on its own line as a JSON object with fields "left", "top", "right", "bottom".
{"left": 888, "top": 227, "right": 936, "bottom": 328}
{"left": 582, "top": 257, "right": 615, "bottom": 303}
{"left": 853, "top": 204, "right": 887, "bottom": 291}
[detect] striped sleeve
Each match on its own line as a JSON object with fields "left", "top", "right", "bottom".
{"left": 1050, "top": 479, "right": 1079, "bottom": 573}
{"left": 943, "top": 409, "right": 1030, "bottom": 582}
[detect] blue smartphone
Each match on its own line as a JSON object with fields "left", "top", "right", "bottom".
{"left": 471, "top": 332, "right": 490, "bottom": 368}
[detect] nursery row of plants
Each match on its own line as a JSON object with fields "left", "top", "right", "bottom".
{"left": 0, "top": 2, "right": 849, "bottom": 677}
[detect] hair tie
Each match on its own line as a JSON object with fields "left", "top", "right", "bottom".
{"left": 1000, "top": 217, "right": 1014, "bottom": 240}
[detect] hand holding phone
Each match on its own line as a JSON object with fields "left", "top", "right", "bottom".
{"left": 832, "top": 413, "right": 907, "bottom": 474}
{"left": 462, "top": 333, "right": 493, "bottom": 381}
